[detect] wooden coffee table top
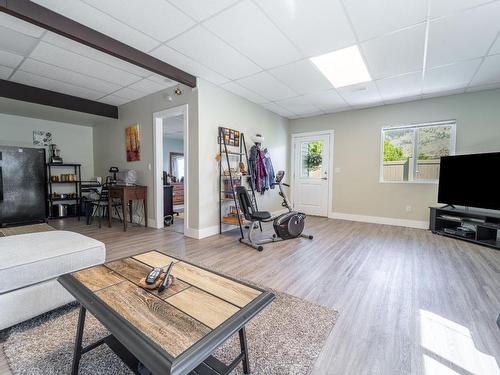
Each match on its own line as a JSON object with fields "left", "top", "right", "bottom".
{"left": 62, "top": 251, "right": 272, "bottom": 365}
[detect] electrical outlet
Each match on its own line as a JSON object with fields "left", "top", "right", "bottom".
{"left": 405, "top": 205, "right": 412, "bottom": 212}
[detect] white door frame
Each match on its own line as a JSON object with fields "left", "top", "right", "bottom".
{"left": 290, "top": 130, "right": 334, "bottom": 217}
{"left": 153, "top": 104, "right": 189, "bottom": 234}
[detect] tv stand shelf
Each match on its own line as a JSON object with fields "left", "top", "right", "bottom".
{"left": 430, "top": 206, "right": 500, "bottom": 250}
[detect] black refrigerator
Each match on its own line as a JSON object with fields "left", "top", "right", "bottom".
{"left": 0, "top": 145, "right": 48, "bottom": 227}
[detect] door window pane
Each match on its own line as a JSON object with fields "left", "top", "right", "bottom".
{"left": 300, "top": 141, "right": 323, "bottom": 178}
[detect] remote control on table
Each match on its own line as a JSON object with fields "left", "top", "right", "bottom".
{"left": 158, "top": 262, "right": 175, "bottom": 293}
{"left": 146, "top": 267, "right": 162, "bottom": 285}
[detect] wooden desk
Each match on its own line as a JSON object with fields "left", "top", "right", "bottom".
{"left": 108, "top": 185, "right": 147, "bottom": 231}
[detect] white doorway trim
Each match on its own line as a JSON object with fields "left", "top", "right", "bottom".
{"left": 153, "top": 104, "right": 189, "bottom": 235}
{"left": 290, "top": 130, "right": 334, "bottom": 217}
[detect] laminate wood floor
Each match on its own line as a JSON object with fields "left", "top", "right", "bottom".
{"left": 2, "top": 217, "right": 500, "bottom": 375}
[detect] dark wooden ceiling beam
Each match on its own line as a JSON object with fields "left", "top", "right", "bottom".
{"left": 0, "top": 0, "right": 196, "bottom": 88}
{"left": 0, "top": 79, "right": 118, "bottom": 118}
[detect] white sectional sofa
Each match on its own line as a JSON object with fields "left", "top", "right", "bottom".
{"left": 0, "top": 230, "right": 105, "bottom": 330}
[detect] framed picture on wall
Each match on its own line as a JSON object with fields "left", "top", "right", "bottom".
{"left": 125, "top": 124, "right": 141, "bottom": 161}
{"left": 218, "top": 126, "right": 240, "bottom": 147}
{"left": 33, "top": 130, "right": 52, "bottom": 146}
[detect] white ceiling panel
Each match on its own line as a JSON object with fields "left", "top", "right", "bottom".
{"left": 466, "top": 81, "right": 500, "bottom": 92}
{"left": 275, "top": 96, "right": 321, "bottom": 115}
{"left": 384, "top": 95, "right": 422, "bottom": 105}
{"left": 422, "top": 88, "right": 466, "bottom": 99}
{"left": 149, "top": 44, "right": 229, "bottom": 84}
{"left": 343, "top": 0, "right": 427, "bottom": 41}
{"left": 426, "top": 2, "right": 500, "bottom": 67}
{"left": 269, "top": 59, "right": 333, "bottom": 95}
{"left": 42, "top": 32, "right": 153, "bottom": 78}
{"left": 424, "top": 59, "right": 481, "bottom": 94}
{"left": 470, "top": 54, "right": 500, "bottom": 86}
{"left": 168, "top": 0, "right": 240, "bottom": 22}
{"left": 204, "top": 0, "right": 302, "bottom": 69}
{"left": 261, "top": 102, "right": 296, "bottom": 117}
{"left": 337, "top": 81, "right": 383, "bottom": 107}
{"left": 236, "top": 71, "right": 297, "bottom": 101}
{"left": 11, "top": 70, "right": 106, "bottom": 100}
{"left": 19, "top": 58, "right": 121, "bottom": 94}
{"left": 110, "top": 87, "right": 147, "bottom": 102}
{"left": 99, "top": 94, "right": 130, "bottom": 106}
{"left": 429, "top": 0, "right": 495, "bottom": 18}
{"left": 32, "top": 0, "right": 161, "bottom": 52}
{"left": 0, "top": 50, "right": 24, "bottom": 69}
{"left": 128, "top": 78, "right": 175, "bottom": 95}
{"left": 303, "top": 90, "right": 349, "bottom": 112}
{"left": 30, "top": 42, "right": 142, "bottom": 86}
{"left": 254, "top": 0, "right": 355, "bottom": 57}
{"left": 0, "top": 12, "right": 45, "bottom": 38}
{"left": 221, "top": 82, "right": 269, "bottom": 104}
{"left": 0, "top": 65, "right": 13, "bottom": 80}
{"left": 0, "top": 25, "right": 39, "bottom": 56}
{"left": 82, "top": 0, "right": 194, "bottom": 42}
{"left": 376, "top": 72, "right": 422, "bottom": 101}
{"left": 167, "top": 26, "right": 261, "bottom": 80}
{"left": 489, "top": 36, "right": 500, "bottom": 55}
{"left": 362, "top": 24, "right": 426, "bottom": 79}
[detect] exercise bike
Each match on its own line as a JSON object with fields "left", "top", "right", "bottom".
{"left": 236, "top": 171, "right": 313, "bottom": 251}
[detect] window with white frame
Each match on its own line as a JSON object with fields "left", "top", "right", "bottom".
{"left": 380, "top": 120, "right": 456, "bottom": 183}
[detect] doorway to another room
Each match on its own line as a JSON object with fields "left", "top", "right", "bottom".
{"left": 153, "top": 105, "right": 188, "bottom": 235}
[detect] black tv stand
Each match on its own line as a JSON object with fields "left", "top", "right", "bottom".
{"left": 430, "top": 206, "right": 500, "bottom": 250}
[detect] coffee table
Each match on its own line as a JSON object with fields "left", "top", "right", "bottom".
{"left": 58, "top": 251, "right": 275, "bottom": 375}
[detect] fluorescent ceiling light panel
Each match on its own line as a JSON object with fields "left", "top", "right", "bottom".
{"left": 311, "top": 45, "right": 371, "bottom": 88}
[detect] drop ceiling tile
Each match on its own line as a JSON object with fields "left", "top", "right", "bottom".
{"left": 0, "top": 26, "right": 39, "bottom": 55}
{"left": 424, "top": 59, "right": 480, "bottom": 94}
{"left": 376, "top": 72, "right": 423, "bottom": 101}
{"left": 204, "top": 0, "right": 302, "bottom": 69}
{"left": 337, "top": 81, "right": 383, "bottom": 107}
{"left": 11, "top": 70, "right": 105, "bottom": 100}
{"left": 83, "top": 0, "right": 194, "bottom": 42}
{"left": 466, "top": 81, "right": 500, "bottom": 92}
{"left": 99, "top": 94, "right": 130, "bottom": 106}
{"left": 128, "top": 78, "right": 172, "bottom": 95}
{"left": 255, "top": 0, "right": 355, "bottom": 57}
{"left": 147, "top": 73, "right": 178, "bottom": 87}
{"left": 167, "top": 26, "right": 261, "bottom": 80}
{"left": 302, "top": 90, "right": 349, "bottom": 112}
{"left": 19, "top": 58, "right": 122, "bottom": 94}
{"left": 0, "top": 50, "right": 24, "bottom": 68}
{"left": 275, "top": 96, "right": 320, "bottom": 115}
{"left": 221, "top": 81, "right": 269, "bottom": 104}
{"left": 430, "top": 0, "right": 494, "bottom": 18}
{"left": 149, "top": 44, "right": 229, "bottom": 84}
{"left": 168, "top": 0, "right": 240, "bottom": 21}
{"left": 470, "top": 54, "right": 500, "bottom": 86}
{"left": 110, "top": 87, "right": 147, "bottom": 101}
{"left": 269, "top": 59, "right": 332, "bottom": 95}
{"left": 260, "top": 102, "right": 295, "bottom": 118}
{"left": 0, "top": 65, "right": 13, "bottom": 80}
{"left": 32, "top": 0, "right": 160, "bottom": 52}
{"left": 343, "top": 0, "right": 427, "bottom": 41}
{"left": 30, "top": 42, "right": 142, "bottom": 86}
{"left": 236, "top": 71, "right": 297, "bottom": 101}
{"left": 427, "top": 2, "right": 500, "bottom": 67}
{"left": 384, "top": 95, "right": 422, "bottom": 105}
{"left": 422, "top": 88, "right": 466, "bottom": 99}
{"left": 0, "top": 12, "right": 45, "bottom": 38}
{"left": 42, "top": 32, "right": 153, "bottom": 78}
{"left": 361, "top": 24, "right": 426, "bottom": 80}
{"left": 490, "top": 37, "right": 500, "bottom": 55}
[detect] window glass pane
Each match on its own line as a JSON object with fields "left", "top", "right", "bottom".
{"left": 415, "top": 126, "right": 452, "bottom": 180}
{"left": 300, "top": 140, "right": 323, "bottom": 178}
{"left": 382, "top": 128, "right": 414, "bottom": 181}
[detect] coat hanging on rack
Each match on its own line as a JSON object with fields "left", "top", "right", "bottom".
{"left": 248, "top": 135, "right": 276, "bottom": 194}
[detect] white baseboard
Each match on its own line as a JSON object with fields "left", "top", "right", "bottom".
{"left": 328, "top": 211, "right": 428, "bottom": 229}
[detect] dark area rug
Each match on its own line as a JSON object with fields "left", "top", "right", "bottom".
{"left": 3, "top": 290, "right": 337, "bottom": 375}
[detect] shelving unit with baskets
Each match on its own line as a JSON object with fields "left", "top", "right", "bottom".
{"left": 47, "top": 163, "right": 82, "bottom": 219}
{"left": 218, "top": 129, "right": 259, "bottom": 237}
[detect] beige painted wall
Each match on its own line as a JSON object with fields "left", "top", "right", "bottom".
{"left": 197, "top": 79, "right": 290, "bottom": 232}
{"left": 290, "top": 89, "right": 500, "bottom": 224}
{"left": 0, "top": 113, "right": 94, "bottom": 180}
{"left": 92, "top": 84, "right": 198, "bottom": 228}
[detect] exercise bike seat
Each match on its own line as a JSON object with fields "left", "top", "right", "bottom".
{"left": 250, "top": 211, "right": 272, "bottom": 221}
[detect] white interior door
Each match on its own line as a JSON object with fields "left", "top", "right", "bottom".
{"left": 293, "top": 134, "right": 330, "bottom": 216}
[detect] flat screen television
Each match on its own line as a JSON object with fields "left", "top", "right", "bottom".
{"left": 438, "top": 152, "right": 500, "bottom": 211}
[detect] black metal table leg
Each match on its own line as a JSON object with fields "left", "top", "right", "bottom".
{"left": 71, "top": 306, "right": 87, "bottom": 375}
{"left": 239, "top": 327, "right": 250, "bottom": 375}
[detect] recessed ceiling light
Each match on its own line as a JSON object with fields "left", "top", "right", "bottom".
{"left": 311, "top": 45, "right": 371, "bottom": 88}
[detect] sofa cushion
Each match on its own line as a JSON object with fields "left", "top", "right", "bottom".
{"left": 0, "top": 230, "right": 105, "bottom": 294}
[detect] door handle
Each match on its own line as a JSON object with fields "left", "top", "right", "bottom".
{"left": 321, "top": 177, "right": 327, "bottom": 180}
